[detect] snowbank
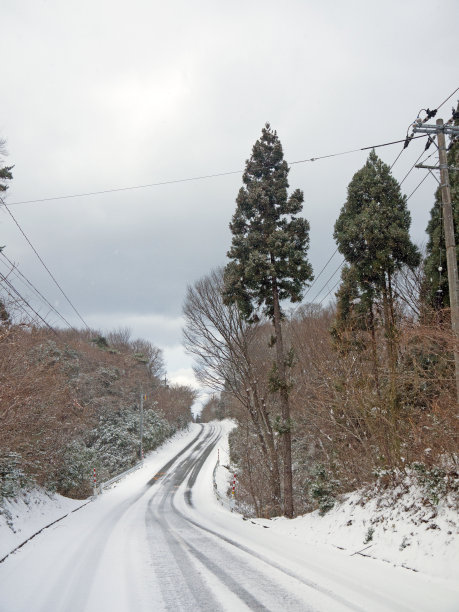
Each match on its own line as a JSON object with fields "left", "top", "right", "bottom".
{"left": 212, "top": 421, "right": 459, "bottom": 582}
{"left": 0, "top": 424, "right": 199, "bottom": 562}
{"left": 0, "top": 489, "right": 85, "bottom": 560}
{"left": 264, "top": 485, "right": 459, "bottom": 581}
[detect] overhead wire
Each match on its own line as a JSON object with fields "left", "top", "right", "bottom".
{"left": 307, "top": 259, "right": 346, "bottom": 305}
{"left": 2, "top": 136, "right": 429, "bottom": 209}
{"left": 0, "top": 269, "right": 59, "bottom": 334}
{"left": 301, "top": 247, "right": 340, "bottom": 301}
{"left": 0, "top": 252, "right": 77, "bottom": 330}
{"left": 436, "top": 85, "right": 459, "bottom": 112}
{"left": 0, "top": 197, "right": 90, "bottom": 330}
{"left": 389, "top": 84, "right": 459, "bottom": 172}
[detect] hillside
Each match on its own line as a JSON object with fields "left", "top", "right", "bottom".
{"left": 0, "top": 324, "right": 195, "bottom": 500}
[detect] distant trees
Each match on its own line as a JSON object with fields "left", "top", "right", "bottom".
{"left": 223, "top": 124, "right": 313, "bottom": 518}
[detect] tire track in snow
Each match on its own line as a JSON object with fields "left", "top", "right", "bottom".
{"left": 33, "top": 426, "right": 207, "bottom": 612}
{"left": 146, "top": 424, "right": 315, "bottom": 611}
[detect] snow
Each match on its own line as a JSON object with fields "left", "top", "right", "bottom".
{"left": 0, "top": 488, "right": 85, "bottom": 561}
{"left": 265, "top": 484, "right": 459, "bottom": 581}
{"left": 0, "top": 425, "right": 197, "bottom": 563}
{"left": 0, "top": 420, "right": 458, "bottom": 611}
{"left": 177, "top": 420, "right": 459, "bottom": 611}
{"left": 209, "top": 420, "right": 459, "bottom": 580}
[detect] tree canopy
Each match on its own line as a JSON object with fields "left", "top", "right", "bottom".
{"left": 223, "top": 123, "right": 313, "bottom": 319}
{"left": 334, "top": 150, "right": 420, "bottom": 304}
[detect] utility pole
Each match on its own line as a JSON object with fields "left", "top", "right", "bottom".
{"left": 413, "top": 118, "right": 459, "bottom": 404}
{"left": 139, "top": 392, "right": 145, "bottom": 461}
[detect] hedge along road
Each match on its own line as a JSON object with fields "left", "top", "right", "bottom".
{"left": 0, "top": 422, "right": 458, "bottom": 612}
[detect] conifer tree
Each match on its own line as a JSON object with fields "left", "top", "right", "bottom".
{"left": 0, "top": 139, "right": 13, "bottom": 195}
{"left": 334, "top": 150, "right": 420, "bottom": 407}
{"left": 223, "top": 123, "right": 313, "bottom": 518}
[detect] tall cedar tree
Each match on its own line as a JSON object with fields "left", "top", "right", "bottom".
{"left": 423, "top": 105, "right": 459, "bottom": 310}
{"left": 334, "top": 150, "right": 420, "bottom": 408}
{"left": 223, "top": 123, "right": 313, "bottom": 518}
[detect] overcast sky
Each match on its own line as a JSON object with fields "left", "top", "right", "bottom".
{"left": 1, "top": 0, "right": 458, "bottom": 409}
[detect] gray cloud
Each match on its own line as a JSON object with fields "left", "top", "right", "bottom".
{"left": 1, "top": 0, "right": 458, "bottom": 391}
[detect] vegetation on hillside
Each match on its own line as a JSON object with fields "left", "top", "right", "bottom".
{"left": 0, "top": 323, "right": 195, "bottom": 499}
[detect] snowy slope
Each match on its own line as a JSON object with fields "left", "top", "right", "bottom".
{"left": 211, "top": 420, "right": 459, "bottom": 580}
{"left": 0, "top": 489, "right": 86, "bottom": 561}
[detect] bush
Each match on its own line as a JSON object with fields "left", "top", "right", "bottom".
{"left": 309, "top": 465, "right": 340, "bottom": 515}
{"left": 56, "top": 406, "right": 174, "bottom": 498}
{"left": 0, "top": 452, "right": 33, "bottom": 498}
{"left": 411, "top": 462, "right": 448, "bottom": 505}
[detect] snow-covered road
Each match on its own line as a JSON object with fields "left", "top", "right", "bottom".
{"left": 0, "top": 422, "right": 458, "bottom": 611}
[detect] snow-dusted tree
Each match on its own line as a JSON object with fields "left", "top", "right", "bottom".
{"left": 334, "top": 150, "right": 420, "bottom": 408}
{"left": 0, "top": 138, "right": 13, "bottom": 195}
{"left": 223, "top": 124, "right": 313, "bottom": 518}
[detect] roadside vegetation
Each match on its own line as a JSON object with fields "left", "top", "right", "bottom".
{"left": 186, "top": 121, "right": 459, "bottom": 518}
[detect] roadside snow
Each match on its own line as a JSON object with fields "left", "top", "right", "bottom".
{"left": 264, "top": 485, "right": 459, "bottom": 581}
{"left": 0, "top": 489, "right": 84, "bottom": 560}
{"left": 211, "top": 420, "right": 459, "bottom": 582}
{"left": 0, "top": 424, "right": 198, "bottom": 562}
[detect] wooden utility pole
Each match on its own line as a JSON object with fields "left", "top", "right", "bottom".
{"left": 414, "top": 118, "right": 459, "bottom": 403}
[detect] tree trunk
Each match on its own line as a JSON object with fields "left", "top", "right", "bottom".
{"left": 271, "top": 279, "right": 294, "bottom": 518}
{"left": 251, "top": 383, "right": 282, "bottom": 515}
{"left": 368, "top": 301, "right": 380, "bottom": 397}
{"left": 245, "top": 392, "right": 281, "bottom": 515}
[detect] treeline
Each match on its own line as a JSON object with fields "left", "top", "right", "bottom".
{"left": 0, "top": 323, "right": 195, "bottom": 499}
{"left": 185, "top": 119, "right": 458, "bottom": 518}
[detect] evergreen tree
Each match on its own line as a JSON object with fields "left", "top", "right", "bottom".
{"left": 334, "top": 150, "right": 420, "bottom": 407}
{"left": 223, "top": 123, "right": 313, "bottom": 518}
{"left": 0, "top": 299, "right": 11, "bottom": 327}
{"left": 423, "top": 105, "right": 459, "bottom": 310}
{"left": 0, "top": 139, "right": 13, "bottom": 195}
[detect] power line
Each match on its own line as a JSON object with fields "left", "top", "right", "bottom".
{"left": 308, "top": 259, "right": 345, "bottom": 305}
{"left": 0, "top": 269, "right": 59, "bottom": 334}
{"left": 0, "top": 197, "right": 90, "bottom": 330}
{"left": 302, "top": 247, "right": 339, "bottom": 301}
{"left": 0, "top": 253, "right": 77, "bottom": 330}
{"left": 400, "top": 148, "right": 437, "bottom": 187}
{"left": 405, "top": 171, "right": 431, "bottom": 201}
{"left": 389, "top": 84, "right": 459, "bottom": 172}
{"left": 288, "top": 135, "right": 427, "bottom": 165}
{"left": 2, "top": 135, "right": 429, "bottom": 209}
{"left": 436, "top": 85, "right": 459, "bottom": 112}
{"left": 318, "top": 276, "right": 343, "bottom": 306}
